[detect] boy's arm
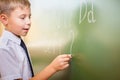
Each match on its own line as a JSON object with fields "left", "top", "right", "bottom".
{"left": 30, "top": 54, "right": 72, "bottom": 80}
{"left": 15, "top": 79, "right": 22, "bottom": 80}
{"left": 30, "top": 65, "right": 56, "bottom": 80}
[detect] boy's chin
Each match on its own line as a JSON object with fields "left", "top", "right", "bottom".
{"left": 21, "top": 34, "right": 27, "bottom": 36}
{"left": 19, "top": 33, "right": 28, "bottom": 37}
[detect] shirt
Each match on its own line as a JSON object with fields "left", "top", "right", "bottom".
{"left": 0, "top": 30, "right": 32, "bottom": 80}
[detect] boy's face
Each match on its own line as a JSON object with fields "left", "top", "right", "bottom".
{"left": 5, "top": 7, "right": 31, "bottom": 36}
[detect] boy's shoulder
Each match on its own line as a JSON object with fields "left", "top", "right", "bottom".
{"left": 0, "top": 31, "right": 12, "bottom": 50}
{"left": 0, "top": 37, "right": 8, "bottom": 50}
{"left": 0, "top": 35, "right": 16, "bottom": 54}
{"left": 0, "top": 30, "right": 21, "bottom": 49}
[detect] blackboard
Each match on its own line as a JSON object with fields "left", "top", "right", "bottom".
{"left": 26, "top": 0, "right": 120, "bottom": 80}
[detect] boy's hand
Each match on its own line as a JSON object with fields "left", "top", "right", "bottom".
{"left": 30, "top": 54, "right": 72, "bottom": 80}
{"left": 48, "top": 54, "right": 72, "bottom": 72}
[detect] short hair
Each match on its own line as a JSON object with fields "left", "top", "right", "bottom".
{"left": 0, "top": 0, "right": 31, "bottom": 15}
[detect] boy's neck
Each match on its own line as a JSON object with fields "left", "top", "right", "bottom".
{"left": 5, "top": 28, "right": 21, "bottom": 38}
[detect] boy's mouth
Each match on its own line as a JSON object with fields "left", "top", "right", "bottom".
{"left": 23, "top": 28, "right": 29, "bottom": 32}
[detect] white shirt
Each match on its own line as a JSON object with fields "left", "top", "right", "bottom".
{"left": 0, "top": 30, "right": 32, "bottom": 80}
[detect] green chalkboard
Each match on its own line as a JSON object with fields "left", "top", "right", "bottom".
{"left": 28, "top": 0, "right": 120, "bottom": 80}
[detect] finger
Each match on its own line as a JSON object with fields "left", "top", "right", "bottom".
{"left": 60, "top": 54, "right": 72, "bottom": 58}
{"left": 67, "top": 54, "right": 72, "bottom": 58}
{"left": 62, "top": 64, "right": 69, "bottom": 69}
{"left": 60, "top": 62, "right": 68, "bottom": 66}
{"left": 62, "top": 57, "right": 71, "bottom": 62}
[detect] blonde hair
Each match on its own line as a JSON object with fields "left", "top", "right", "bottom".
{"left": 0, "top": 0, "right": 31, "bottom": 15}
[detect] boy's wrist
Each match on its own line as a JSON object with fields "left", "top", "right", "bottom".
{"left": 47, "top": 64, "right": 58, "bottom": 74}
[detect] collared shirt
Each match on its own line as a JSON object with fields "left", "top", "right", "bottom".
{"left": 0, "top": 30, "right": 32, "bottom": 80}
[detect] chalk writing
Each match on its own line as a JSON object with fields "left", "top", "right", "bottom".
{"left": 79, "top": 0, "right": 96, "bottom": 24}
{"left": 69, "top": 30, "right": 75, "bottom": 54}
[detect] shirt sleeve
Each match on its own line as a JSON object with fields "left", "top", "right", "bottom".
{"left": 0, "top": 48, "right": 22, "bottom": 80}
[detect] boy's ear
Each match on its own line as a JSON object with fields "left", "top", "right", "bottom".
{"left": 0, "top": 14, "right": 8, "bottom": 26}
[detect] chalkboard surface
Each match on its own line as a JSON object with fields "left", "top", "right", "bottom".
{"left": 26, "top": 0, "right": 120, "bottom": 80}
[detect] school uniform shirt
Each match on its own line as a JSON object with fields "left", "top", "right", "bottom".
{"left": 0, "top": 30, "right": 32, "bottom": 80}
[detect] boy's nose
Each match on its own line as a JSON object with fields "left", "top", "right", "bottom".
{"left": 26, "top": 18, "right": 31, "bottom": 26}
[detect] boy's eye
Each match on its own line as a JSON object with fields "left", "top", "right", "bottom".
{"left": 20, "top": 16, "right": 25, "bottom": 19}
{"left": 19, "top": 14, "right": 26, "bottom": 19}
{"left": 19, "top": 14, "right": 31, "bottom": 20}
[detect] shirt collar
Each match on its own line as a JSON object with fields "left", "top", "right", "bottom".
{"left": 1, "top": 30, "right": 21, "bottom": 45}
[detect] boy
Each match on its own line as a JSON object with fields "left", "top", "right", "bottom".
{"left": 0, "top": 0, "right": 72, "bottom": 80}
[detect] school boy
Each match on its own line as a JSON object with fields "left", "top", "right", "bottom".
{"left": 0, "top": 0, "right": 72, "bottom": 80}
